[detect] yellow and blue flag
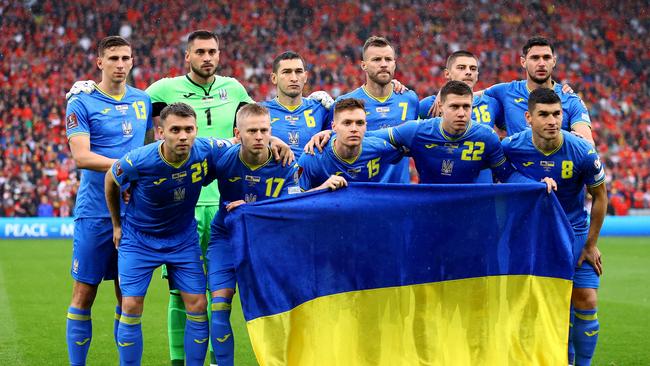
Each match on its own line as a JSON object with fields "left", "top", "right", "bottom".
{"left": 227, "top": 183, "right": 575, "bottom": 365}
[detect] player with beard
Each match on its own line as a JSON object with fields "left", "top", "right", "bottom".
{"left": 483, "top": 37, "right": 594, "bottom": 144}
{"left": 333, "top": 36, "right": 419, "bottom": 183}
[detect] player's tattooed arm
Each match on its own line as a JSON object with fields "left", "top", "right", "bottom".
{"left": 304, "top": 130, "right": 333, "bottom": 155}
{"left": 104, "top": 170, "right": 122, "bottom": 249}
{"left": 269, "top": 136, "right": 295, "bottom": 166}
{"left": 580, "top": 182, "right": 607, "bottom": 275}
{"left": 69, "top": 135, "right": 117, "bottom": 171}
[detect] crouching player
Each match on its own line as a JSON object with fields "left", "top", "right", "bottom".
{"left": 502, "top": 88, "right": 607, "bottom": 366}
{"left": 206, "top": 104, "right": 301, "bottom": 366}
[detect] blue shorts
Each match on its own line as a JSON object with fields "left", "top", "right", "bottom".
{"left": 572, "top": 233, "right": 600, "bottom": 289}
{"left": 71, "top": 218, "right": 117, "bottom": 285}
{"left": 206, "top": 212, "right": 236, "bottom": 292}
{"left": 118, "top": 223, "right": 206, "bottom": 297}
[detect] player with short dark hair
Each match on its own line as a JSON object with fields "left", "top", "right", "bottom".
{"left": 65, "top": 35, "right": 154, "bottom": 366}
{"left": 298, "top": 98, "right": 404, "bottom": 190}
{"left": 502, "top": 88, "right": 607, "bottom": 366}
{"left": 205, "top": 103, "right": 301, "bottom": 366}
{"left": 105, "top": 102, "right": 234, "bottom": 366}
{"left": 334, "top": 36, "right": 419, "bottom": 183}
{"left": 484, "top": 36, "right": 594, "bottom": 144}
{"left": 261, "top": 51, "right": 329, "bottom": 158}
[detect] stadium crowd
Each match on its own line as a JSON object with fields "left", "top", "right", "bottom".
{"left": 1, "top": 0, "right": 648, "bottom": 216}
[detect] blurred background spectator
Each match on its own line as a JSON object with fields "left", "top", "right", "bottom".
{"left": 1, "top": 0, "right": 647, "bottom": 216}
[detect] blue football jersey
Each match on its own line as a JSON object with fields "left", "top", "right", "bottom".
{"left": 502, "top": 130, "right": 605, "bottom": 235}
{"left": 419, "top": 94, "right": 505, "bottom": 130}
{"left": 66, "top": 85, "right": 153, "bottom": 218}
{"left": 387, "top": 118, "right": 513, "bottom": 184}
{"left": 297, "top": 136, "right": 404, "bottom": 189}
{"left": 335, "top": 87, "right": 419, "bottom": 183}
{"left": 485, "top": 80, "right": 591, "bottom": 135}
{"left": 261, "top": 98, "right": 329, "bottom": 159}
{"left": 110, "top": 138, "right": 231, "bottom": 238}
{"left": 212, "top": 145, "right": 301, "bottom": 208}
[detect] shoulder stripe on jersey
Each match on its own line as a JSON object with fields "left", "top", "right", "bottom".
{"left": 570, "top": 121, "right": 592, "bottom": 128}
{"left": 109, "top": 168, "right": 121, "bottom": 187}
{"left": 67, "top": 132, "right": 90, "bottom": 139}
{"left": 491, "top": 157, "right": 507, "bottom": 168}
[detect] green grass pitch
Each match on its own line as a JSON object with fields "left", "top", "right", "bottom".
{"left": 0, "top": 237, "right": 648, "bottom": 365}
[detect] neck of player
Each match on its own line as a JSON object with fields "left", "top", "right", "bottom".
{"left": 364, "top": 80, "right": 392, "bottom": 99}
{"left": 527, "top": 78, "right": 554, "bottom": 91}
{"left": 188, "top": 71, "right": 215, "bottom": 86}
{"left": 241, "top": 147, "right": 270, "bottom": 166}
{"left": 277, "top": 92, "right": 302, "bottom": 108}
{"left": 333, "top": 138, "right": 361, "bottom": 160}
{"left": 161, "top": 142, "right": 189, "bottom": 164}
{"left": 97, "top": 79, "right": 126, "bottom": 97}
{"left": 532, "top": 132, "right": 562, "bottom": 153}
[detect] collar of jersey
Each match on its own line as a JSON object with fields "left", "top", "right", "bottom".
{"left": 331, "top": 138, "right": 362, "bottom": 164}
{"left": 95, "top": 85, "right": 126, "bottom": 101}
{"left": 439, "top": 119, "right": 473, "bottom": 141}
{"left": 532, "top": 132, "right": 564, "bottom": 156}
{"left": 239, "top": 147, "right": 272, "bottom": 171}
{"left": 362, "top": 86, "right": 393, "bottom": 103}
{"left": 158, "top": 142, "right": 190, "bottom": 169}
{"left": 276, "top": 98, "right": 303, "bottom": 112}
{"left": 525, "top": 79, "right": 556, "bottom": 94}
{"left": 185, "top": 74, "right": 217, "bottom": 95}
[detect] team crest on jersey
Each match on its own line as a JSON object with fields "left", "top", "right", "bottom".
{"left": 375, "top": 106, "right": 390, "bottom": 117}
{"left": 173, "top": 187, "right": 186, "bottom": 201}
{"left": 347, "top": 167, "right": 362, "bottom": 179}
{"left": 66, "top": 113, "right": 79, "bottom": 129}
{"left": 116, "top": 105, "right": 129, "bottom": 115}
{"left": 444, "top": 143, "right": 459, "bottom": 153}
{"left": 245, "top": 175, "right": 261, "bottom": 187}
{"left": 172, "top": 171, "right": 187, "bottom": 182}
{"left": 218, "top": 88, "right": 228, "bottom": 101}
{"left": 72, "top": 258, "right": 79, "bottom": 274}
{"left": 245, "top": 193, "right": 257, "bottom": 203}
{"left": 115, "top": 162, "right": 124, "bottom": 177}
{"left": 540, "top": 161, "right": 555, "bottom": 172}
{"left": 441, "top": 159, "right": 454, "bottom": 176}
{"left": 288, "top": 131, "right": 299, "bottom": 145}
{"left": 122, "top": 120, "right": 133, "bottom": 136}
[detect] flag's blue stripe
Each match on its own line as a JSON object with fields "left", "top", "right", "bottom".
{"left": 226, "top": 183, "right": 574, "bottom": 321}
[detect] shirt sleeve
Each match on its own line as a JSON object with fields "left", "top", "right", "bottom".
{"left": 145, "top": 79, "right": 169, "bottom": 118}
{"left": 65, "top": 97, "right": 90, "bottom": 139}
{"left": 388, "top": 120, "right": 420, "bottom": 150}
{"left": 566, "top": 95, "right": 592, "bottom": 129}
{"left": 484, "top": 83, "right": 508, "bottom": 104}
{"left": 418, "top": 95, "right": 436, "bottom": 119}
{"left": 282, "top": 163, "right": 303, "bottom": 195}
{"left": 110, "top": 152, "right": 139, "bottom": 188}
{"left": 297, "top": 154, "right": 314, "bottom": 190}
{"left": 582, "top": 149, "right": 605, "bottom": 188}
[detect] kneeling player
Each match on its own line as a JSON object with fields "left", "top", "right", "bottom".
{"left": 298, "top": 98, "right": 404, "bottom": 190}
{"left": 502, "top": 88, "right": 607, "bottom": 366}
{"left": 205, "top": 104, "right": 301, "bottom": 366}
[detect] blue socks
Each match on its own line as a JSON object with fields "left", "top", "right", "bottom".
{"left": 573, "top": 308, "right": 599, "bottom": 366}
{"left": 66, "top": 306, "right": 92, "bottom": 366}
{"left": 117, "top": 313, "right": 143, "bottom": 366}
{"left": 184, "top": 311, "right": 210, "bottom": 366}
{"left": 211, "top": 297, "right": 234, "bottom": 366}
{"left": 114, "top": 305, "right": 122, "bottom": 346}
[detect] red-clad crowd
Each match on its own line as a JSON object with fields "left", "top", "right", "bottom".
{"left": 1, "top": 0, "right": 648, "bottom": 216}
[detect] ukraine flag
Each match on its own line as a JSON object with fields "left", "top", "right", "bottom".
{"left": 227, "top": 183, "right": 575, "bottom": 365}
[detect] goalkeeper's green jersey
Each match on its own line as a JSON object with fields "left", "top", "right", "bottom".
{"left": 146, "top": 75, "right": 254, "bottom": 205}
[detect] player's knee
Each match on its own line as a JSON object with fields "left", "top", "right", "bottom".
{"left": 572, "top": 288, "right": 598, "bottom": 309}
{"left": 121, "top": 296, "right": 144, "bottom": 315}
{"left": 70, "top": 281, "right": 98, "bottom": 309}
{"left": 211, "top": 288, "right": 235, "bottom": 300}
{"left": 182, "top": 293, "right": 207, "bottom": 313}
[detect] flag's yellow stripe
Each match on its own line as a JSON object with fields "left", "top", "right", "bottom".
{"left": 247, "top": 275, "right": 572, "bottom": 366}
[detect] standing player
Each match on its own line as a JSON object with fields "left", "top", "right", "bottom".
{"left": 298, "top": 98, "right": 404, "bottom": 190}
{"left": 144, "top": 30, "right": 254, "bottom": 365}
{"left": 419, "top": 50, "right": 505, "bottom": 182}
{"left": 105, "top": 103, "right": 232, "bottom": 366}
{"left": 502, "top": 88, "right": 607, "bottom": 366}
{"left": 335, "top": 36, "right": 419, "bottom": 183}
{"left": 206, "top": 104, "right": 301, "bottom": 366}
{"left": 484, "top": 37, "right": 594, "bottom": 144}
{"left": 65, "top": 36, "right": 154, "bottom": 366}
{"left": 261, "top": 51, "right": 329, "bottom": 159}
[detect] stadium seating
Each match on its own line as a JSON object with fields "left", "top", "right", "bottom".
{"left": 1, "top": 0, "right": 647, "bottom": 216}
